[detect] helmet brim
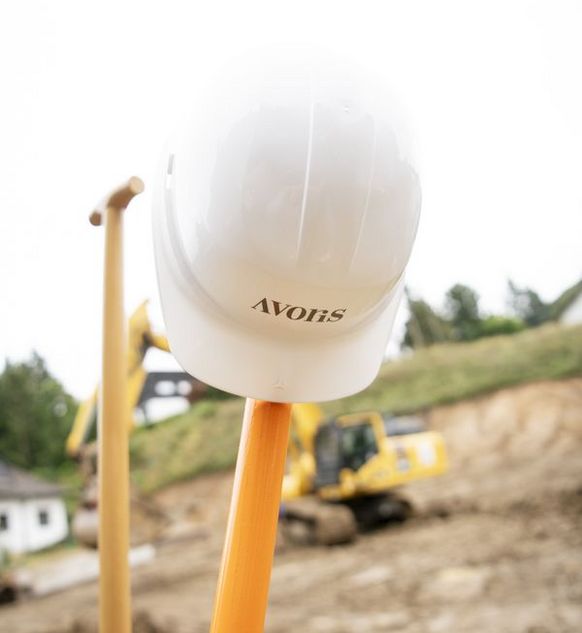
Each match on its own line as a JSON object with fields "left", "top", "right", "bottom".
{"left": 156, "top": 245, "right": 404, "bottom": 403}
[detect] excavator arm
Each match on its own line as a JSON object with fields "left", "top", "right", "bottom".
{"left": 66, "top": 302, "right": 178, "bottom": 458}
{"left": 281, "top": 403, "right": 324, "bottom": 501}
{"left": 66, "top": 388, "right": 98, "bottom": 457}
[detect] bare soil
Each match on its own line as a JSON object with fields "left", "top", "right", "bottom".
{"left": 2, "top": 378, "right": 581, "bottom": 633}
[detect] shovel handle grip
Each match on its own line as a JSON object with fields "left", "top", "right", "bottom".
{"left": 89, "top": 176, "right": 144, "bottom": 226}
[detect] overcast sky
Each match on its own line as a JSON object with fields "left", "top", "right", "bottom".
{"left": 1, "top": 1, "right": 581, "bottom": 399}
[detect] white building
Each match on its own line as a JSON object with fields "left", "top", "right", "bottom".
{"left": 0, "top": 460, "right": 68, "bottom": 555}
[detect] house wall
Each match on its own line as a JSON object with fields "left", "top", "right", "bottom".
{"left": 0, "top": 500, "right": 24, "bottom": 554}
{"left": 560, "top": 295, "right": 582, "bottom": 325}
{"left": 0, "top": 497, "right": 68, "bottom": 555}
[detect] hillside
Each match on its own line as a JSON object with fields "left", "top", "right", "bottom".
{"left": 130, "top": 323, "right": 582, "bottom": 493}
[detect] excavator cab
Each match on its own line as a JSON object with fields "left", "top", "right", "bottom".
{"left": 312, "top": 411, "right": 448, "bottom": 504}
{"left": 312, "top": 422, "right": 342, "bottom": 488}
{"left": 313, "top": 419, "right": 379, "bottom": 488}
{"left": 340, "top": 422, "right": 379, "bottom": 471}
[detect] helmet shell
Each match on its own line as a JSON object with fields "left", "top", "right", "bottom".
{"left": 154, "top": 52, "right": 420, "bottom": 402}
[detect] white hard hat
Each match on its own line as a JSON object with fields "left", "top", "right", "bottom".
{"left": 153, "top": 51, "right": 420, "bottom": 403}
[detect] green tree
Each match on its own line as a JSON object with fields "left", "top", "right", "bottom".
{"left": 507, "top": 280, "right": 549, "bottom": 326}
{"left": 0, "top": 353, "right": 77, "bottom": 472}
{"left": 445, "top": 284, "right": 482, "bottom": 341}
{"left": 402, "top": 290, "right": 452, "bottom": 349}
{"left": 546, "top": 279, "right": 582, "bottom": 322}
{"left": 478, "top": 315, "right": 526, "bottom": 338}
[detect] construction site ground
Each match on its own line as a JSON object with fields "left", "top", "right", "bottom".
{"left": 2, "top": 378, "right": 582, "bottom": 633}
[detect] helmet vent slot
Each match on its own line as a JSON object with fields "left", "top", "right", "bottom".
{"left": 165, "top": 153, "right": 175, "bottom": 190}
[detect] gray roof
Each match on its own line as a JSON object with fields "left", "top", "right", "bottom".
{"left": 0, "top": 460, "right": 63, "bottom": 500}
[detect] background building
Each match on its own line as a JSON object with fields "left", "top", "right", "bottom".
{"left": 0, "top": 460, "right": 68, "bottom": 555}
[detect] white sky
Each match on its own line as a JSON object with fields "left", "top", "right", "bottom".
{"left": 1, "top": 1, "right": 581, "bottom": 399}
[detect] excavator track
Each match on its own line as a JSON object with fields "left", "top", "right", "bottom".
{"left": 345, "top": 492, "right": 413, "bottom": 530}
{"left": 280, "top": 492, "right": 413, "bottom": 547}
{"left": 280, "top": 498, "right": 357, "bottom": 546}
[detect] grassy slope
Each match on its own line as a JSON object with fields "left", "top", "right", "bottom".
{"left": 130, "top": 398, "right": 245, "bottom": 493}
{"left": 327, "top": 322, "right": 582, "bottom": 415}
{"left": 130, "top": 323, "right": 582, "bottom": 493}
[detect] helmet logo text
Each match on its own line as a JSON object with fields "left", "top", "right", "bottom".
{"left": 251, "top": 298, "right": 346, "bottom": 323}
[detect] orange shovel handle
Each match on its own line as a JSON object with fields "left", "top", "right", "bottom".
{"left": 210, "top": 399, "right": 292, "bottom": 633}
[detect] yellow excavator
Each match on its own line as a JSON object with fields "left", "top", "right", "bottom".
{"left": 69, "top": 303, "right": 448, "bottom": 547}
{"left": 279, "top": 404, "right": 448, "bottom": 545}
{"left": 67, "top": 302, "right": 202, "bottom": 546}
{"left": 66, "top": 301, "right": 205, "bottom": 458}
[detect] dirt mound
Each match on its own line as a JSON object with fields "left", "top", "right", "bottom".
{"left": 429, "top": 378, "right": 582, "bottom": 465}
{"left": 403, "top": 378, "right": 582, "bottom": 516}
